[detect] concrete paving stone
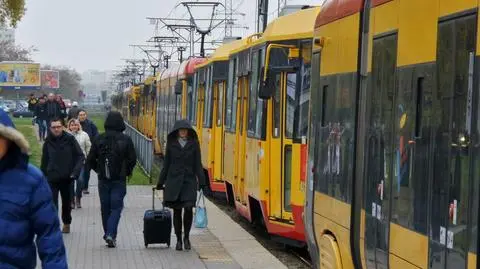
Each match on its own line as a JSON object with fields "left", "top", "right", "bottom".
{"left": 35, "top": 172, "right": 245, "bottom": 269}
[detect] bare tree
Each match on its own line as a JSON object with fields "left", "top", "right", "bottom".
{"left": 0, "top": 0, "right": 26, "bottom": 27}
{"left": 0, "top": 40, "right": 34, "bottom": 61}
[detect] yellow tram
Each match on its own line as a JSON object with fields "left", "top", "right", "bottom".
{"left": 190, "top": 38, "right": 247, "bottom": 193}
{"left": 305, "top": 0, "right": 480, "bottom": 269}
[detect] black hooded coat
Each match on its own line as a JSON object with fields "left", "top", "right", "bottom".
{"left": 157, "top": 120, "right": 206, "bottom": 208}
{"left": 87, "top": 111, "right": 137, "bottom": 181}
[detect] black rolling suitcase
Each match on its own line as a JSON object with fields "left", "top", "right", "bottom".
{"left": 143, "top": 188, "right": 171, "bottom": 247}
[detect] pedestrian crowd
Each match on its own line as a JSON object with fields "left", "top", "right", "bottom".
{"left": 0, "top": 93, "right": 206, "bottom": 268}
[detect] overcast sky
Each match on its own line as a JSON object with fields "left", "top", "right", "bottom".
{"left": 15, "top": 0, "right": 317, "bottom": 73}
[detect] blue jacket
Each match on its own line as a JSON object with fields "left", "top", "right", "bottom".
{"left": 0, "top": 110, "right": 68, "bottom": 269}
{"left": 80, "top": 119, "right": 98, "bottom": 139}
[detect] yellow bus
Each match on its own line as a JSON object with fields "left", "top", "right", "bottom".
{"left": 305, "top": 1, "right": 480, "bottom": 269}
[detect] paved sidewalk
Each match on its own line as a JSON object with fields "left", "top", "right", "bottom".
{"left": 37, "top": 173, "right": 242, "bottom": 269}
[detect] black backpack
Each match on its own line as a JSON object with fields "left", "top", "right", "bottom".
{"left": 97, "top": 134, "right": 125, "bottom": 180}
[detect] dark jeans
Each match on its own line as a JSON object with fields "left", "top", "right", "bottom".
{"left": 70, "top": 167, "right": 84, "bottom": 200}
{"left": 37, "top": 119, "right": 47, "bottom": 139}
{"left": 98, "top": 180, "right": 126, "bottom": 240}
{"left": 48, "top": 181, "right": 72, "bottom": 225}
{"left": 83, "top": 167, "right": 91, "bottom": 190}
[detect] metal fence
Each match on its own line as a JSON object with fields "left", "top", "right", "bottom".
{"left": 124, "top": 121, "right": 153, "bottom": 180}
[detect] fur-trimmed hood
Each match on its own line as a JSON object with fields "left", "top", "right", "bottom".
{"left": 0, "top": 110, "right": 29, "bottom": 155}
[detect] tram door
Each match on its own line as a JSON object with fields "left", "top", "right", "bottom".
{"left": 363, "top": 33, "right": 398, "bottom": 269}
{"left": 269, "top": 71, "right": 295, "bottom": 221}
{"left": 429, "top": 13, "right": 476, "bottom": 269}
{"left": 235, "top": 77, "right": 248, "bottom": 205}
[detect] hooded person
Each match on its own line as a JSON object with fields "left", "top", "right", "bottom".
{"left": 87, "top": 111, "right": 136, "bottom": 248}
{"left": 67, "top": 101, "right": 80, "bottom": 121}
{"left": 156, "top": 119, "right": 207, "bottom": 251}
{"left": 0, "top": 110, "right": 68, "bottom": 269}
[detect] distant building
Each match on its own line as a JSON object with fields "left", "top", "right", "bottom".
{"left": 81, "top": 70, "right": 113, "bottom": 95}
{"left": 0, "top": 27, "right": 15, "bottom": 43}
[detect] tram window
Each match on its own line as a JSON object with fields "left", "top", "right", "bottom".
{"left": 203, "top": 68, "right": 212, "bottom": 128}
{"left": 225, "top": 59, "right": 235, "bottom": 130}
{"left": 217, "top": 82, "right": 224, "bottom": 127}
{"left": 296, "top": 62, "right": 311, "bottom": 139}
{"left": 192, "top": 75, "right": 198, "bottom": 125}
{"left": 272, "top": 73, "right": 282, "bottom": 138}
{"left": 231, "top": 61, "right": 239, "bottom": 131}
{"left": 248, "top": 51, "right": 260, "bottom": 135}
{"left": 284, "top": 145, "right": 293, "bottom": 212}
{"left": 187, "top": 80, "right": 193, "bottom": 122}
{"left": 321, "top": 85, "right": 328, "bottom": 127}
{"left": 176, "top": 95, "right": 181, "bottom": 120}
{"left": 285, "top": 73, "right": 296, "bottom": 138}
{"left": 415, "top": 77, "right": 424, "bottom": 138}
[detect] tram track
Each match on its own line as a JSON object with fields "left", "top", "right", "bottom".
{"left": 207, "top": 195, "right": 312, "bottom": 269}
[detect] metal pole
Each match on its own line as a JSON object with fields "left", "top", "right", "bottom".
{"left": 190, "top": 28, "right": 195, "bottom": 57}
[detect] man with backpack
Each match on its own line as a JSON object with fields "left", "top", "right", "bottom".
{"left": 87, "top": 111, "right": 136, "bottom": 248}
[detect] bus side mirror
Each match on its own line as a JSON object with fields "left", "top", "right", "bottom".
{"left": 259, "top": 69, "right": 274, "bottom": 99}
{"left": 174, "top": 80, "right": 183, "bottom": 95}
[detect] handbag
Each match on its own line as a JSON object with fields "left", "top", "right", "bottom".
{"left": 194, "top": 190, "right": 208, "bottom": 228}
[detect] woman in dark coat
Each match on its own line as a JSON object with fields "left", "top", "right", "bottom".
{"left": 156, "top": 119, "right": 206, "bottom": 251}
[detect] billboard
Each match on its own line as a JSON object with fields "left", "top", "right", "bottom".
{"left": 41, "top": 70, "right": 60, "bottom": 89}
{"left": 0, "top": 62, "right": 41, "bottom": 90}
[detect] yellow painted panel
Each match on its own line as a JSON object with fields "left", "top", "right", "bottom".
{"left": 477, "top": 9, "right": 480, "bottom": 55}
{"left": 245, "top": 137, "right": 261, "bottom": 199}
{"left": 223, "top": 133, "right": 236, "bottom": 185}
{"left": 318, "top": 14, "right": 360, "bottom": 76}
{"left": 389, "top": 254, "right": 422, "bottom": 269}
{"left": 290, "top": 143, "right": 304, "bottom": 207}
{"left": 314, "top": 213, "right": 354, "bottom": 269}
{"left": 439, "top": 0, "right": 477, "bottom": 17}
{"left": 389, "top": 223, "right": 428, "bottom": 269}
{"left": 359, "top": 238, "right": 367, "bottom": 269}
{"left": 359, "top": 210, "right": 366, "bottom": 269}
{"left": 398, "top": 0, "right": 438, "bottom": 66}
{"left": 314, "top": 192, "right": 351, "bottom": 229}
{"left": 468, "top": 252, "right": 477, "bottom": 269}
{"left": 371, "top": 0, "right": 399, "bottom": 36}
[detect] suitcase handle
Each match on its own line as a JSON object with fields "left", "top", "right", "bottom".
{"left": 152, "top": 187, "right": 164, "bottom": 211}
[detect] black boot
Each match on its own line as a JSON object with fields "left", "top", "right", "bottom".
{"left": 184, "top": 237, "right": 191, "bottom": 250}
{"left": 176, "top": 236, "right": 183, "bottom": 251}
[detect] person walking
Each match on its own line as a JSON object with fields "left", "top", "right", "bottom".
{"left": 41, "top": 117, "right": 84, "bottom": 234}
{"left": 156, "top": 119, "right": 206, "bottom": 251}
{"left": 78, "top": 109, "right": 98, "bottom": 194}
{"left": 45, "top": 93, "right": 62, "bottom": 126}
{"left": 87, "top": 111, "right": 136, "bottom": 248}
{"left": 55, "top": 95, "right": 67, "bottom": 119}
{"left": 67, "top": 101, "right": 80, "bottom": 121}
{"left": 34, "top": 96, "right": 49, "bottom": 141}
{"left": 27, "top": 93, "right": 38, "bottom": 112}
{"left": 67, "top": 118, "right": 91, "bottom": 209}
{"left": 0, "top": 110, "right": 68, "bottom": 269}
